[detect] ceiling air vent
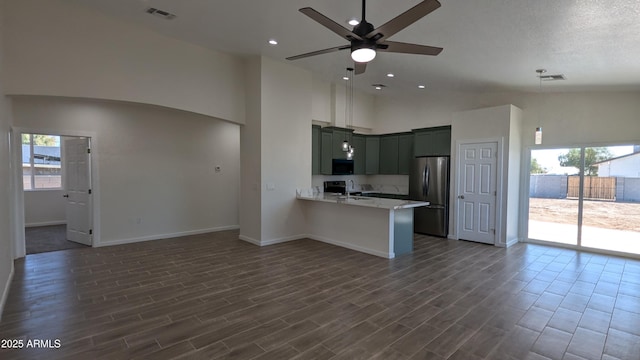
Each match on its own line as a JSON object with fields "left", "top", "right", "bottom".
{"left": 539, "top": 74, "right": 566, "bottom": 81}
{"left": 145, "top": 7, "right": 176, "bottom": 20}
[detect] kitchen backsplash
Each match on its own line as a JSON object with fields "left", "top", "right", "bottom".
{"left": 312, "top": 174, "right": 409, "bottom": 195}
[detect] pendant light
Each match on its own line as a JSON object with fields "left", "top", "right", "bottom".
{"left": 535, "top": 69, "right": 546, "bottom": 145}
{"left": 343, "top": 67, "right": 355, "bottom": 159}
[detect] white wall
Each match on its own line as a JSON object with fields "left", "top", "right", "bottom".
{"left": 506, "top": 106, "right": 523, "bottom": 245}
{"left": 451, "top": 105, "right": 517, "bottom": 245}
{"left": 240, "top": 57, "right": 313, "bottom": 245}
{"left": 312, "top": 75, "right": 332, "bottom": 124}
{"left": 12, "top": 96, "right": 240, "bottom": 246}
{"left": 24, "top": 190, "right": 66, "bottom": 227}
{"left": 0, "top": 0, "right": 14, "bottom": 320}
{"left": 239, "top": 58, "right": 262, "bottom": 243}
{"left": 3, "top": 0, "right": 245, "bottom": 124}
{"left": 373, "top": 91, "right": 640, "bottom": 147}
{"left": 311, "top": 76, "right": 375, "bottom": 132}
{"left": 259, "top": 57, "right": 312, "bottom": 243}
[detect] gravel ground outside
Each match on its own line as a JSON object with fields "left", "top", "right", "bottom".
{"left": 528, "top": 198, "right": 640, "bottom": 232}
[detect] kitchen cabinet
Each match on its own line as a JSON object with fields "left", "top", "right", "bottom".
{"left": 332, "top": 129, "right": 348, "bottom": 159}
{"left": 379, "top": 135, "right": 399, "bottom": 174}
{"left": 352, "top": 134, "right": 366, "bottom": 175}
{"left": 365, "top": 136, "right": 380, "bottom": 174}
{"left": 312, "top": 125, "right": 321, "bottom": 175}
{"left": 313, "top": 126, "right": 425, "bottom": 176}
{"left": 320, "top": 129, "right": 333, "bottom": 175}
{"left": 414, "top": 126, "right": 451, "bottom": 157}
{"left": 379, "top": 132, "right": 412, "bottom": 175}
{"left": 319, "top": 126, "right": 356, "bottom": 174}
{"left": 398, "top": 133, "right": 413, "bottom": 175}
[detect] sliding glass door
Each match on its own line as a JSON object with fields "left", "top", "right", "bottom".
{"left": 528, "top": 145, "right": 640, "bottom": 256}
{"left": 580, "top": 146, "right": 640, "bottom": 254}
{"left": 528, "top": 148, "right": 580, "bottom": 245}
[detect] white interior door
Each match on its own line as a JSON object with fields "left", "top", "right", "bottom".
{"left": 457, "top": 142, "right": 497, "bottom": 244}
{"left": 64, "top": 137, "right": 92, "bottom": 245}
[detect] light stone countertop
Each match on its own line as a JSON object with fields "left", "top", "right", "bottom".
{"left": 296, "top": 192, "right": 429, "bottom": 210}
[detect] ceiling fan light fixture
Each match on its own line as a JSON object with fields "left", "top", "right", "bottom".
{"left": 351, "top": 47, "right": 376, "bottom": 63}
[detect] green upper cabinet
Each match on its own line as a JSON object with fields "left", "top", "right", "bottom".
{"left": 352, "top": 134, "right": 366, "bottom": 175}
{"left": 413, "top": 126, "right": 451, "bottom": 157}
{"left": 320, "top": 129, "right": 333, "bottom": 174}
{"left": 398, "top": 133, "right": 414, "bottom": 175}
{"left": 365, "top": 136, "right": 380, "bottom": 174}
{"left": 312, "top": 125, "right": 321, "bottom": 175}
{"left": 379, "top": 135, "right": 399, "bottom": 174}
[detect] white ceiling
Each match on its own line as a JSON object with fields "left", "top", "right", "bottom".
{"left": 69, "top": 0, "right": 640, "bottom": 96}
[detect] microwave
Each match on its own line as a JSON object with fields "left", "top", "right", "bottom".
{"left": 332, "top": 159, "right": 354, "bottom": 175}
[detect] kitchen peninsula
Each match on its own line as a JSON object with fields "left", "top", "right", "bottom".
{"left": 297, "top": 190, "right": 429, "bottom": 259}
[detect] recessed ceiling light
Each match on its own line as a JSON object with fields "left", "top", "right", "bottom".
{"left": 348, "top": 18, "right": 360, "bottom": 26}
{"left": 418, "top": 85, "right": 426, "bottom": 89}
{"left": 386, "top": 73, "right": 395, "bottom": 78}
{"left": 268, "top": 39, "right": 278, "bottom": 45}
{"left": 342, "top": 76, "right": 350, "bottom": 81}
{"left": 372, "top": 84, "right": 386, "bottom": 90}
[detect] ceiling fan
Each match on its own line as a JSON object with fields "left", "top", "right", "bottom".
{"left": 286, "top": 0, "right": 443, "bottom": 75}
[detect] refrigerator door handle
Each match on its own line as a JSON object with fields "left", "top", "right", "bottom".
{"left": 425, "top": 165, "right": 430, "bottom": 197}
{"left": 422, "top": 165, "right": 427, "bottom": 197}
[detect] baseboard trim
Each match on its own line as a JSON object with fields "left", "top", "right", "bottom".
{"left": 504, "top": 237, "right": 520, "bottom": 247}
{"left": 95, "top": 225, "right": 240, "bottom": 247}
{"left": 25, "top": 221, "right": 66, "bottom": 228}
{"left": 237, "top": 233, "right": 393, "bottom": 258}
{"left": 238, "top": 235, "right": 260, "bottom": 246}
{"left": 238, "top": 234, "right": 304, "bottom": 247}
{"left": 308, "top": 234, "right": 394, "bottom": 259}
{"left": 0, "top": 264, "right": 15, "bottom": 322}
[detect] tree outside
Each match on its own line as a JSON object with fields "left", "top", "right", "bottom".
{"left": 530, "top": 158, "right": 547, "bottom": 174}
{"left": 558, "top": 147, "right": 613, "bottom": 176}
{"left": 22, "top": 134, "right": 59, "bottom": 146}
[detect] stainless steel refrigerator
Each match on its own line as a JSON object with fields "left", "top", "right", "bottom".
{"left": 409, "top": 156, "right": 450, "bottom": 237}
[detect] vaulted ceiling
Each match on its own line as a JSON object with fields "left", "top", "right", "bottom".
{"left": 70, "top": 0, "right": 640, "bottom": 96}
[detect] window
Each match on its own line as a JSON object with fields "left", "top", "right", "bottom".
{"left": 22, "top": 133, "right": 62, "bottom": 190}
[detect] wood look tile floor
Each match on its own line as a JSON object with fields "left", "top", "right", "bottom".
{"left": 1, "top": 230, "right": 640, "bottom": 359}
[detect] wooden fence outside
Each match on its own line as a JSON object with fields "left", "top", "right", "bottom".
{"left": 568, "top": 176, "right": 616, "bottom": 200}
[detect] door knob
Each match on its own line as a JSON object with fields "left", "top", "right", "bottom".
{"left": 63, "top": 194, "right": 69, "bottom": 198}
{"left": 458, "top": 195, "right": 465, "bottom": 199}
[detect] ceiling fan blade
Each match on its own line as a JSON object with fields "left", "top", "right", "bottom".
{"left": 286, "top": 45, "right": 351, "bottom": 61}
{"left": 300, "top": 7, "right": 363, "bottom": 41}
{"left": 378, "top": 41, "right": 443, "bottom": 56}
{"left": 366, "top": 0, "right": 441, "bottom": 42}
{"left": 354, "top": 62, "right": 367, "bottom": 75}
